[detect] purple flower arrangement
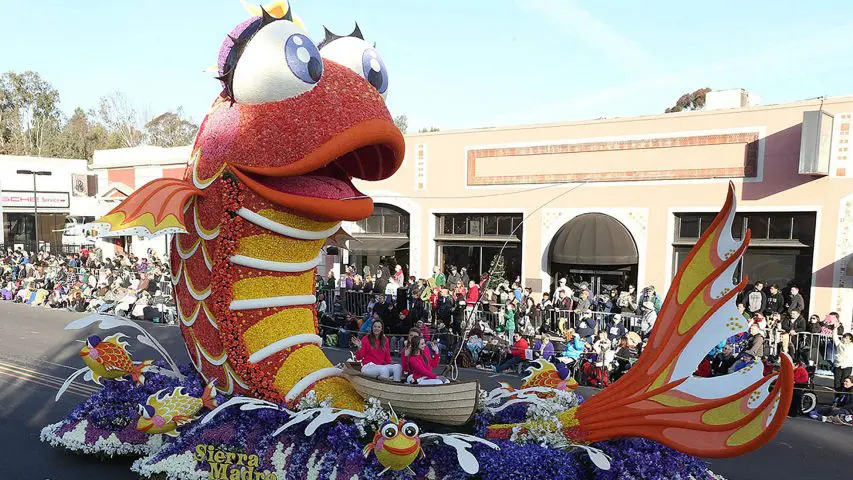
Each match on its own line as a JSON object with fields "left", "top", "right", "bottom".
{"left": 44, "top": 363, "right": 723, "bottom": 479}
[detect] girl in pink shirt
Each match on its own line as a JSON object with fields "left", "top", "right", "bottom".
{"left": 353, "top": 320, "right": 402, "bottom": 381}
{"left": 405, "top": 336, "right": 447, "bottom": 385}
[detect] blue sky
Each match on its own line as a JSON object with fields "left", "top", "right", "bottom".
{"left": 3, "top": 0, "right": 853, "bottom": 131}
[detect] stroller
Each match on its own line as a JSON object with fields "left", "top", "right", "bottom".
{"left": 578, "top": 351, "right": 613, "bottom": 389}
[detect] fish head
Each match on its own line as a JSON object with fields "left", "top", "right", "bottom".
{"left": 377, "top": 419, "right": 420, "bottom": 457}
{"left": 192, "top": 7, "right": 404, "bottom": 221}
{"left": 136, "top": 403, "right": 161, "bottom": 432}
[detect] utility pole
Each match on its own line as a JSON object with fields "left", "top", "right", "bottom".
{"left": 16, "top": 169, "right": 53, "bottom": 252}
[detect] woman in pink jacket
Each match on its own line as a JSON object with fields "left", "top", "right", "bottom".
{"left": 405, "top": 335, "right": 448, "bottom": 385}
{"left": 352, "top": 320, "right": 402, "bottom": 381}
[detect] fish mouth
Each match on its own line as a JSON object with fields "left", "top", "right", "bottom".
{"left": 229, "top": 118, "right": 404, "bottom": 221}
{"left": 382, "top": 442, "right": 419, "bottom": 456}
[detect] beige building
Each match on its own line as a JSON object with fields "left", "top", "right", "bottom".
{"left": 348, "top": 90, "right": 853, "bottom": 327}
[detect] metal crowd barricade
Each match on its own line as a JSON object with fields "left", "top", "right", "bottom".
{"left": 761, "top": 329, "right": 837, "bottom": 369}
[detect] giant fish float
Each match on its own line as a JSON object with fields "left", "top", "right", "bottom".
{"left": 64, "top": 1, "right": 794, "bottom": 473}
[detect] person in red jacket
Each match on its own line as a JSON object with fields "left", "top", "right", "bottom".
{"left": 401, "top": 327, "right": 422, "bottom": 374}
{"left": 492, "top": 334, "right": 530, "bottom": 373}
{"left": 405, "top": 335, "right": 447, "bottom": 384}
{"left": 465, "top": 280, "right": 480, "bottom": 308}
{"left": 352, "top": 320, "right": 402, "bottom": 381}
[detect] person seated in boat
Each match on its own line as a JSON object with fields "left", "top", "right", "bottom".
{"left": 401, "top": 327, "right": 422, "bottom": 374}
{"left": 351, "top": 320, "right": 403, "bottom": 382}
{"left": 406, "top": 335, "right": 448, "bottom": 384}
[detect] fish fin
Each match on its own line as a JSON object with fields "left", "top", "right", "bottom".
{"left": 103, "top": 333, "right": 130, "bottom": 350}
{"left": 164, "top": 429, "right": 181, "bottom": 437}
{"left": 379, "top": 467, "right": 390, "bottom": 476}
{"left": 131, "top": 360, "right": 154, "bottom": 385}
{"left": 497, "top": 382, "right": 515, "bottom": 392}
{"left": 172, "top": 415, "right": 195, "bottom": 426}
{"left": 201, "top": 379, "right": 218, "bottom": 410}
{"left": 362, "top": 443, "right": 374, "bottom": 458}
{"left": 406, "top": 466, "right": 416, "bottom": 475}
{"left": 575, "top": 182, "right": 794, "bottom": 458}
{"left": 88, "top": 178, "right": 202, "bottom": 239}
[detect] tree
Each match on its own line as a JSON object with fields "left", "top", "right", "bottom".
{"left": 51, "top": 107, "right": 118, "bottom": 160}
{"left": 393, "top": 114, "right": 408, "bottom": 134}
{"left": 92, "top": 91, "right": 144, "bottom": 147}
{"left": 0, "top": 71, "right": 63, "bottom": 156}
{"left": 144, "top": 107, "right": 198, "bottom": 147}
{"left": 485, "top": 253, "right": 507, "bottom": 290}
{"left": 665, "top": 87, "right": 712, "bottom": 113}
{"left": 418, "top": 126, "right": 440, "bottom": 133}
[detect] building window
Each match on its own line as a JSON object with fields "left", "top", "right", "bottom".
{"left": 673, "top": 211, "right": 816, "bottom": 308}
{"left": 435, "top": 213, "right": 523, "bottom": 285}
{"left": 436, "top": 213, "right": 523, "bottom": 240}
{"left": 354, "top": 206, "right": 410, "bottom": 237}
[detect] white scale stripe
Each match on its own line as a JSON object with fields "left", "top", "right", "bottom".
{"left": 230, "top": 294, "right": 316, "bottom": 311}
{"left": 201, "top": 242, "right": 214, "bottom": 271}
{"left": 180, "top": 301, "right": 201, "bottom": 327}
{"left": 194, "top": 204, "right": 220, "bottom": 240}
{"left": 248, "top": 334, "right": 323, "bottom": 364}
{"left": 185, "top": 274, "right": 212, "bottom": 301}
{"left": 285, "top": 367, "right": 344, "bottom": 402}
{"left": 236, "top": 208, "right": 340, "bottom": 240}
{"left": 171, "top": 260, "right": 183, "bottom": 286}
{"left": 229, "top": 254, "right": 321, "bottom": 272}
{"left": 177, "top": 240, "right": 200, "bottom": 259}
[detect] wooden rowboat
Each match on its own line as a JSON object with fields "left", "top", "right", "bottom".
{"left": 341, "top": 362, "right": 479, "bottom": 426}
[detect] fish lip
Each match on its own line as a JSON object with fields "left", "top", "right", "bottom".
{"left": 382, "top": 443, "right": 419, "bottom": 456}
{"left": 227, "top": 118, "right": 404, "bottom": 221}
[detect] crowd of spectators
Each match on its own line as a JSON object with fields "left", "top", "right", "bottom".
{"left": 0, "top": 247, "right": 174, "bottom": 322}
{"left": 318, "top": 262, "right": 853, "bottom": 425}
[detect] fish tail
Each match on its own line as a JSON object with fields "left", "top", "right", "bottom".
{"left": 573, "top": 183, "right": 793, "bottom": 457}
{"left": 131, "top": 360, "right": 154, "bottom": 385}
{"left": 201, "top": 379, "right": 218, "bottom": 410}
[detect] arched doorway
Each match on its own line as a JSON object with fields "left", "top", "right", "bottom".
{"left": 548, "top": 213, "right": 639, "bottom": 296}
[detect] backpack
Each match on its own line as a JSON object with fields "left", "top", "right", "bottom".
{"left": 746, "top": 290, "right": 763, "bottom": 312}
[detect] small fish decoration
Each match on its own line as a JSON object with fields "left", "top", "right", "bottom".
{"left": 79, "top": 333, "right": 153, "bottom": 385}
{"left": 363, "top": 414, "right": 423, "bottom": 475}
{"left": 499, "top": 359, "right": 578, "bottom": 399}
{"left": 137, "top": 380, "right": 218, "bottom": 437}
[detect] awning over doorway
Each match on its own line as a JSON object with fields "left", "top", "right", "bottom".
{"left": 348, "top": 235, "right": 409, "bottom": 255}
{"left": 550, "top": 213, "right": 638, "bottom": 265}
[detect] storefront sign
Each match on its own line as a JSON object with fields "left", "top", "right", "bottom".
{"left": 1, "top": 191, "right": 70, "bottom": 208}
{"left": 71, "top": 174, "right": 89, "bottom": 196}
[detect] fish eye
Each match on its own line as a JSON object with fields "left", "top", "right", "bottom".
{"left": 138, "top": 404, "right": 152, "bottom": 419}
{"left": 401, "top": 422, "right": 419, "bottom": 438}
{"left": 320, "top": 36, "right": 388, "bottom": 99}
{"left": 381, "top": 423, "right": 398, "bottom": 439}
{"left": 221, "top": 19, "right": 323, "bottom": 105}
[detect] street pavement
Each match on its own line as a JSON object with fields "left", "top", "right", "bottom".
{"left": 0, "top": 302, "right": 850, "bottom": 479}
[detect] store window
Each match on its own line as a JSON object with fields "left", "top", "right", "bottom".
{"left": 435, "top": 213, "right": 523, "bottom": 284}
{"left": 353, "top": 206, "right": 409, "bottom": 236}
{"left": 673, "top": 211, "right": 816, "bottom": 307}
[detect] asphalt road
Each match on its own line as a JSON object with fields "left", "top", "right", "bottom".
{"left": 0, "top": 303, "right": 850, "bottom": 480}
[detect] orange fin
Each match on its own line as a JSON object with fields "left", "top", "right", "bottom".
{"left": 89, "top": 178, "right": 203, "bottom": 238}
{"left": 201, "top": 379, "right": 218, "bottom": 410}
{"left": 172, "top": 415, "right": 195, "bottom": 426}
{"left": 131, "top": 360, "right": 154, "bottom": 385}
{"left": 575, "top": 182, "right": 794, "bottom": 458}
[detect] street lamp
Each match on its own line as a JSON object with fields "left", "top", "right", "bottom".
{"left": 16, "top": 169, "right": 53, "bottom": 252}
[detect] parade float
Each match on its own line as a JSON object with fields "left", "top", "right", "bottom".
{"left": 40, "top": 2, "right": 794, "bottom": 478}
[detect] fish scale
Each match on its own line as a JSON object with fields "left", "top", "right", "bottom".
{"left": 171, "top": 163, "right": 361, "bottom": 408}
